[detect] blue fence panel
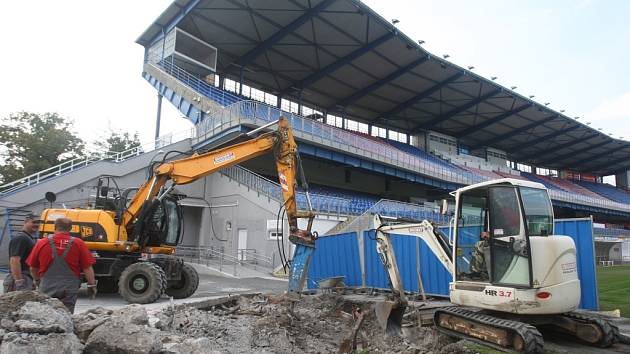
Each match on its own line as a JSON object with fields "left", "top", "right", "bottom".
{"left": 307, "top": 232, "right": 362, "bottom": 289}
{"left": 363, "top": 230, "right": 450, "bottom": 296}
{"left": 554, "top": 218, "right": 598, "bottom": 310}
{"left": 418, "top": 240, "right": 452, "bottom": 296}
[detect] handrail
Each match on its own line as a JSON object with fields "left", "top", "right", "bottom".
{"left": 176, "top": 245, "right": 275, "bottom": 276}
{"left": 334, "top": 198, "right": 447, "bottom": 234}
{"left": 193, "top": 99, "right": 484, "bottom": 187}
{"left": 191, "top": 99, "right": 630, "bottom": 214}
{"left": 220, "top": 165, "right": 352, "bottom": 216}
{"left": 0, "top": 127, "right": 195, "bottom": 196}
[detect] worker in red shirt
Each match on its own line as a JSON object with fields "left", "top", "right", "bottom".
{"left": 27, "top": 217, "right": 97, "bottom": 313}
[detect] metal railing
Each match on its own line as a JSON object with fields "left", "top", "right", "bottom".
{"left": 334, "top": 198, "right": 447, "bottom": 234}
{"left": 194, "top": 99, "right": 482, "bottom": 187}
{"left": 594, "top": 228, "right": 630, "bottom": 237}
{"left": 157, "top": 60, "right": 241, "bottom": 108}
{"left": 0, "top": 128, "right": 195, "bottom": 196}
{"left": 176, "top": 245, "right": 275, "bottom": 276}
{"left": 194, "top": 100, "right": 630, "bottom": 214}
{"left": 152, "top": 61, "right": 630, "bottom": 214}
{"left": 221, "top": 165, "right": 352, "bottom": 216}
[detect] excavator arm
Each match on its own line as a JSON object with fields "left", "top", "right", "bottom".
{"left": 120, "top": 117, "right": 316, "bottom": 293}
{"left": 372, "top": 214, "right": 454, "bottom": 334}
{"left": 123, "top": 116, "right": 316, "bottom": 252}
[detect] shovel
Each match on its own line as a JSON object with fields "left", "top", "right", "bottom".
{"left": 374, "top": 299, "right": 406, "bottom": 336}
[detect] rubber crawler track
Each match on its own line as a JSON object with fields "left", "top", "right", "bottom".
{"left": 561, "top": 311, "right": 619, "bottom": 348}
{"left": 434, "top": 307, "right": 544, "bottom": 354}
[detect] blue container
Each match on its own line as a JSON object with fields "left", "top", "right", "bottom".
{"left": 307, "top": 232, "right": 362, "bottom": 289}
{"left": 555, "top": 218, "right": 598, "bottom": 310}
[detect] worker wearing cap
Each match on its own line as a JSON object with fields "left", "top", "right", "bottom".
{"left": 470, "top": 231, "right": 490, "bottom": 280}
{"left": 3, "top": 213, "right": 40, "bottom": 292}
{"left": 27, "top": 217, "right": 97, "bottom": 313}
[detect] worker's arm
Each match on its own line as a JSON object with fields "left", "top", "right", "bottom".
{"left": 9, "top": 256, "right": 22, "bottom": 280}
{"left": 29, "top": 267, "right": 40, "bottom": 282}
{"left": 83, "top": 266, "right": 96, "bottom": 285}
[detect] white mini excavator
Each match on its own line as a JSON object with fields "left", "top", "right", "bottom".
{"left": 373, "top": 178, "right": 618, "bottom": 353}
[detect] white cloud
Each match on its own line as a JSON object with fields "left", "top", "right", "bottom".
{"left": 585, "top": 92, "right": 630, "bottom": 140}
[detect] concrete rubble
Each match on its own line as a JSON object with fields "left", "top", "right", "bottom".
{"left": 0, "top": 290, "right": 474, "bottom": 354}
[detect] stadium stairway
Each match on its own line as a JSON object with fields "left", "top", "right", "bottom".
{"left": 0, "top": 139, "right": 192, "bottom": 267}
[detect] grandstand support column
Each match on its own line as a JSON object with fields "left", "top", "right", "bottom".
{"left": 155, "top": 93, "right": 163, "bottom": 141}
{"left": 239, "top": 68, "right": 244, "bottom": 96}
{"left": 298, "top": 90, "right": 303, "bottom": 116}
{"left": 616, "top": 170, "right": 630, "bottom": 189}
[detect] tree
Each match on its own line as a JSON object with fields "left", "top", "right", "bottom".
{"left": 0, "top": 112, "right": 84, "bottom": 184}
{"left": 94, "top": 130, "right": 141, "bottom": 153}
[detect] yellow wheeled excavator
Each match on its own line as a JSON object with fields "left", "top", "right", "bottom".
{"left": 373, "top": 178, "right": 619, "bottom": 353}
{"left": 39, "top": 117, "right": 316, "bottom": 303}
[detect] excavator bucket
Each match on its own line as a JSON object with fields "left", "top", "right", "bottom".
{"left": 374, "top": 300, "right": 406, "bottom": 336}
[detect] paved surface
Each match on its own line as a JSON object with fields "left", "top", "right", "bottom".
{"left": 75, "top": 264, "right": 287, "bottom": 313}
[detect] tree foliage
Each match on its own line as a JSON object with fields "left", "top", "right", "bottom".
{"left": 0, "top": 112, "right": 84, "bottom": 184}
{"left": 94, "top": 130, "right": 141, "bottom": 153}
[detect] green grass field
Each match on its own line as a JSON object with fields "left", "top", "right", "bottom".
{"left": 597, "top": 264, "right": 630, "bottom": 316}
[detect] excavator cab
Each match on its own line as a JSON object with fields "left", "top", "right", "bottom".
{"left": 452, "top": 181, "right": 550, "bottom": 287}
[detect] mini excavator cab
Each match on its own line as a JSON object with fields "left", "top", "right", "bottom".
{"left": 450, "top": 179, "right": 579, "bottom": 314}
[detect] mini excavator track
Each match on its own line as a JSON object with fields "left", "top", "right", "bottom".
{"left": 434, "top": 307, "right": 544, "bottom": 354}
{"left": 552, "top": 311, "right": 619, "bottom": 348}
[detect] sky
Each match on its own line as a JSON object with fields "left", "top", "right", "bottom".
{"left": 0, "top": 1, "right": 628, "bottom": 156}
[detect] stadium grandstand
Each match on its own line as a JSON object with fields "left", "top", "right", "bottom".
{"left": 2, "top": 0, "right": 630, "bottom": 269}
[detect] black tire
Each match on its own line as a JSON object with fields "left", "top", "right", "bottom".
{"left": 118, "top": 262, "right": 165, "bottom": 304}
{"left": 165, "top": 263, "right": 199, "bottom": 299}
{"left": 96, "top": 277, "right": 119, "bottom": 294}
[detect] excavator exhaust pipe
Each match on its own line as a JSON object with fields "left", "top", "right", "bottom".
{"left": 374, "top": 300, "right": 406, "bottom": 335}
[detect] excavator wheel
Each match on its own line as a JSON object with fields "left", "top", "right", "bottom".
{"left": 118, "top": 262, "right": 166, "bottom": 304}
{"left": 165, "top": 263, "right": 199, "bottom": 299}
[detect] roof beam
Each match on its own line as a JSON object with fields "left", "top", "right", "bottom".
{"left": 286, "top": 31, "right": 396, "bottom": 94}
{"left": 518, "top": 133, "right": 599, "bottom": 161}
{"left": 330, "top": 56, "right": 428, "bottom": 109}
{"left": 381, "top": 72, "right": 464, "bottom": 119}
{"left": 469, "top": 115, "right": 559, "bottom": 150}
{"left": 576, "top": 147, "right": 629, "bottom": 170}
{"left": 237, "top": 0, "right": 336, "bottom": 67}
{"left": 414, "top": 88, "right": 502, "bottom": 131}
{"left": 457, "top": 103, "right": 532, "bottom": 138}
{"left": 537, "top": 139, "right": 612, "bottom": 166}
{"left": 146, "top": 0, "right": 202, "bottom": 46}
{"left": 508, "top": 125, "right": 581, "bottom": 154}
{"left": 606, "top": 162, "right": 630, "bottom": 175}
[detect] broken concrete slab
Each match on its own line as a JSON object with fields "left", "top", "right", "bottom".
{"left": 111, "top": 304, "right": 149, "bottom": 325}
{"left": 11, "top": 301, "right": 74, "bottom": 334}
{"left": 0, "top": 332, "right": 83, "bottom": 354}
{"left": 84, "top": 319, "right": 162, "bottom": 354}
{"left": 0, "top": 290, "right": 67, "bottom": 320}
{"left": 72, "top": 307, "right": 113, "bottom": 343}
{"left": 161, "top": 337, "right": 215, "bottom": 354}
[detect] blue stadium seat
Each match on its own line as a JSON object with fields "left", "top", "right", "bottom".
{"left": 574, "top": 180, "right": 630, "bottom": 204}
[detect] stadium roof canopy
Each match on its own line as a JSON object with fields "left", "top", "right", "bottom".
{"left": 138, "top": 0, "right": 630, "bottom": 176}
